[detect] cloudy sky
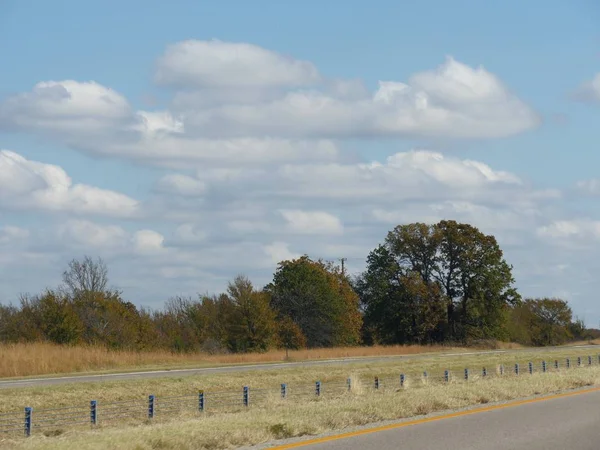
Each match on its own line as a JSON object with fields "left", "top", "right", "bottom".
{"left": 1, "top": 0, "right": 599, "bottom": 324}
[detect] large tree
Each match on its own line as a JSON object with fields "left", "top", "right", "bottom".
{"left": 359, "top": 220, "right": 519, "bottom": 344}
{"left": 266, "top": 256, "right": 362, "bottom": 348}
{"left": 355, "top": 245, "right": 445, "bottom": 345}
{"left": 225, "top": 275, "right": 278, "bottom": 352}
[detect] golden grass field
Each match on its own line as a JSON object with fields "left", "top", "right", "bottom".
{"left": 2, "top": 357, "right": 600, "bottom": 450}
{"left": 0, "top": 341, "right": 524, "bottom": 379}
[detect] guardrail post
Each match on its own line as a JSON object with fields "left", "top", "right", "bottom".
{"left": 24, "top": 407, "right": 32, "bottom": 437}
{"left": 423, "top": 371, "right": 428, "bottom": 383}
{"left": 148, "top": 395, "right": 154, "bottom": 419}
{"left": 347, "top": 378, "right": 351, "bottom": 391}
{"left": 281, "top": 383, "right": 287, "bottom": 398}
{"left": 542, "top": 361, "right": 547, "bottom": 373}
{"left": 566, "top": 358, "right": 570, "bottom": 369}
{"left": 198, "top": 390, "right": 204, "bottom": 411}
{"left": 588, "top": 356, "right": 592, "bottom": 366}
{"left": 315, "top": 381, "right": 321, "bottom": 396}
{"left": 444, "top": 370, "right": 450, "bottom": 382}
{"left": 499, "top": 364, "right": 504, "bottom": 376}
{"left": 577, "top": 357, "right": 581, "bottom": 367}
{"left": 482, "top": 367, "right": 487, "bottom": 377}
{"left": 464, "top": 368, "right": 469, "bottom": 381}
{"left": 374, "top": 377, "right": 379, "bottom": 389}
{"left": 598, "top": 354, "right": 600, "bottom": 365}
{"left": 515, "top": 363, "right": 519, "bottom": 375}
{"left": 243, "top": 386, "right": 249, "bottom": 407}
{"left": 90, "top": 400, "right": 97, "bottom": 426}
{"left": 400, "top": 373, "right": 405, "bottom": 387}
{"left": 528, "top": 362, "right": 533, "bottom": 375}
{"left": 555, "top": 360, "right": 559, "bottom": 369}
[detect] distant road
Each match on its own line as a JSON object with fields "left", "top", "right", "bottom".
{"left": 0, "top": 344, "right": 596, "bottom": 389}
{"left": 263, "top": 388, "right": 600, "bottom": 449}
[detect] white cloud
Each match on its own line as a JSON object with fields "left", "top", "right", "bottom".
{"left": 227, "top": 220, "right": 272, "bottom": 234}
{"left": 0, "top": 150, "right": 139, "bottom": 217}
{"left": 264, "top": 242, "right": 300, "bottom": 264}
{"left": 156, "top": 174, "right": 206, "bottom": 196}
{"left": 155, "top": 39, "right": 321, "bottom": 88}
{"left": 133, "top": 230, "right": 165, "bottom": 254}
{"left": 536, "top": 220, "right": 600, "bottom": 249}
{"left": 573, "top": 74, "right": 600, "bottom": 103}
{"left": 57, "top": 220, "right": 128, "bottom": 249}
{"left": 194, "top": 150, "right": 525, "bottom": 204}
{"left": 0, "top": 80, "right": 132, "bottom": 134}
{"left": 0, "top": 48, "right": 539, "bottom": 174}
{"left": 0, "top": 226, "right": 29, "bottom": 245}
{"left": 173, "top": 223, "right": 208, "bottom": 244}
{"left": 537, "top": 220, "right": 600, "bottom": 238}
{"left": 181, "top": 56, "right": 539, "bottom": 139}
{"left": 576, "top": 179, "right": 600, "bottom": 196}
{"left": 279, "top": 209, "right": 344, "bottom": 235}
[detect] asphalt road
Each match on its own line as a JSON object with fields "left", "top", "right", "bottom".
{"left": 267, "top": 388, "right": 600, "bottom": 450}
{"left": 0, "top": 344, "right": 595, "bottom": 389}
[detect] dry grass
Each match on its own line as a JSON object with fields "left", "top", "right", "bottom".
{"left": 3, "top": 364, "right": 600, "bottom": 450}
{"left": 0, "top": 342, "right": 521, "bottom": 379}
{"left": 0, "top": 346, "right": 591, "bottom": 415}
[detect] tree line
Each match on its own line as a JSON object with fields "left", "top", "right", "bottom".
{"left": 0, "top": 220, "right": 592, "bottom": 352}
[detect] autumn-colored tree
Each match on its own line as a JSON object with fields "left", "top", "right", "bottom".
{"left": 266, "top": 256, "right": 362, "bottom": 348}
{"left": 224, "top": 275, "right": 278, "bottom": 352}
{"left": 278, "top": 315, "right": 307, "bottom": 359}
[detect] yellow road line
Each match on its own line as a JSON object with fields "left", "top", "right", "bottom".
{"left": 269, "top": 386, "right": 600, "bottom": 449}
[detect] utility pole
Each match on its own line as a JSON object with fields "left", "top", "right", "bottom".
{"left": 340, "top": 258, "right": 347, "bottom": 277}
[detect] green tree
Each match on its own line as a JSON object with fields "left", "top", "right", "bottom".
{"left": 527, "top": 298, "right": 573, "bottom": 346}
{"left": 355, "top": 245, "right": 445, "bottom": 345}
{"left": 225, "top": 275, "right": 278, "bottom": 352}
{"left": 38, "top": 290, "right": 82, "bottom": 345}
{"left": 266, "top": 256, "right": 362, "bottom": 348}
{"left": 361, "top": 220, "right": 519, "bottom": 344}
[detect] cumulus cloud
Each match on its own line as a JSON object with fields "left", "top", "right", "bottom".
{"left": 537, "top": 219, "right": 600, "bottom": 242}
{"left": 0, "top": 150, "right": 139, "bottom": 217}
{"left": 573, "top": 74, "right": 600, "bottom": 103}
{"left": 155, "top": 39, "right": 322, "bottom": 88}
{"left": 156, "top": 174, "right": 207, "bottom": 197}
{"left": 57, "top": 220, "right": 128, "bottom": 249}
{"left": 263, "top": 242, "right": 301, "bottom": 264}
{"left": 576, "top": 179, "right": 600, "bottom": 196}
{"left": 279, "top": 209, "right": 344, "bottom": 235}
{"left": 0, "top": 44, "right": 540, "bottom": 174}
{"left": 0, "top": 226, "right": 29, "bottom": 245}
{"left": 133, "top": 230, "right": 165, "bottom": 254}
{"left": 182, "top": 150, "right": 527, "bottom": 206}
{"left": 0, "top": 80, "right": 132, "bottom": 135}
{"left": 180, "top": 55, "right": 540, "bottom": 139}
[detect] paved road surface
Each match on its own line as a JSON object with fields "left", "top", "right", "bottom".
{"left": 266, "top": 388, "right": 600, "bottom": 449}
{"left": 0, "top": 344, "right": 595, "bottom": 389}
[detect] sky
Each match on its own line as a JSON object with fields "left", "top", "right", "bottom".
{"left": 1, "top": 0, "right": 599, "bottom": 324}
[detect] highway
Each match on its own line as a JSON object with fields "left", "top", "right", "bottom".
{"left": 262, "top": 388, "right": 600, "bottom": 449}
{"left": 0, "top": 344, "right": 596, "bottom": 389}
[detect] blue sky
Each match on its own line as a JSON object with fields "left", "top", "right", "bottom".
{"left": 1, "top": 1, "right": 600, "bottom": 325}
